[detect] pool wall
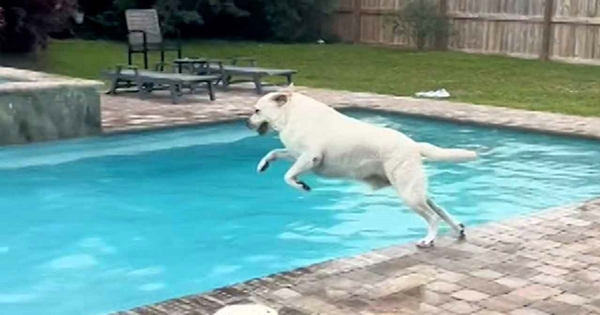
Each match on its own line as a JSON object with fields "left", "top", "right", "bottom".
{"left": 0, "top": 67, "right": 104, "bottom": 146}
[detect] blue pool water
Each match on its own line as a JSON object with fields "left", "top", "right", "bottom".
{"left": 0, "top": 110, "right": 599, "bottom": 315}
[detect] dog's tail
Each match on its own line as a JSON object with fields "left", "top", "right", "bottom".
{"left": 417, "top": 142, "right": 478, "bottom": 162}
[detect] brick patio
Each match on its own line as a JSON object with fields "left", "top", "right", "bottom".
{"left": 103, "top": 86, "right": 600, "bottom": 315}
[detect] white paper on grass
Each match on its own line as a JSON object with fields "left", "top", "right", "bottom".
{"left": 415, "top": 88, "right": 450, "bottom": 99}
{"left": 213, "top": 304, "right": 278, "bottom": 315}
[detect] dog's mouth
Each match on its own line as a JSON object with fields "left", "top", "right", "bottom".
{"left": 256, "top": 122, "right": 270, "bottom": 135}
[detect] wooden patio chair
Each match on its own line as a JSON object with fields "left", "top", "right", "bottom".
{"left": 125, "top": 9, "right": 182, "bottom": 69}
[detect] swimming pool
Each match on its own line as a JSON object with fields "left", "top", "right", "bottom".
{"left": 1, "top": 110, "right": 599, "bottom": 315}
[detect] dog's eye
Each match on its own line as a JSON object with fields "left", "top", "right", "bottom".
{"left": 255, "top": 109, "right": 260, "bottom": 114}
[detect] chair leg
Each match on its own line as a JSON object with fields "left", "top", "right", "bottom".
{"left": 286, "top": 74, "right": 293, "bottom": 85}
{"left": 128, "top": 51, "right": 133, "bottom": 66}
{"left": 207, "top": 81, "right": 216, "bottom": 101}
{"left": 169, "top": 84, "right": 180, "bottom": 104}
{"left": 177, "top": 48, "right": 183, "bottom": 72}
{"left": 136, "top": 80, "right": 145, "bottom": 99}
{"left": 253, "top": 75, "right": 263, "bottom": 94}
{"left": 222, "top": 75, "right": 230, "bottom": 91}
{"left": 107, "top": 76, "right": 119, "bottom": 95}
{"left": 144, "top": 51, "right": 149, "bottom": 69}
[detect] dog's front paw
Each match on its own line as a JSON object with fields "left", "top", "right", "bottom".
{"left": 257, "top": 160, "right": 270, "bottom": 173}
{"left": 285, "top": 177, "right": 312, "bottom": 192}
{"left": 297, "top": 181, "right": 311, "bottom": 192}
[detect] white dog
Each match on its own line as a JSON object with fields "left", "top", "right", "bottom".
{"left": 247, "top": 85, "right": 478, "bottom": 247}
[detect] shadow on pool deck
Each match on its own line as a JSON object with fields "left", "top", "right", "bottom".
{"left": 102, "top": 86, "right": 600, "bottom": 315}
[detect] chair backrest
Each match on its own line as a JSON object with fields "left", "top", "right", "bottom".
{"left": 125, "top": 9, "right": 163, "bottom": 46}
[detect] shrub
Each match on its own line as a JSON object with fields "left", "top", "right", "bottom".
{"left": 0, "top": 7, "right": 5, "bottom": 31}
{"left": 260, "top": 0, "right": 338, "bottom": 42}
{"left": 77, "top": 0, "right": 248, "bottom": 40}
{"left": 389, "top": 0, "right": 452, "bottom": 50}
{"left": 147, "top": 0, "right": 203, "bottom": 37}
{"left": 0, "top": 0, "right": 78, "bottom": 53}
{"left": 75, "top": 0, "right": 338, "bottom": 43}
{"left": 190, "top": 0, "right": 339, "bottom": 42}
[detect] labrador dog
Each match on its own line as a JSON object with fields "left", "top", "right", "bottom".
{"left": 246, "top": 85, "right": 478, "bottom": 247}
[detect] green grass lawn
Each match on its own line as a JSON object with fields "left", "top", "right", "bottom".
{"left": 24, "top": 39, "right": 600, "bottom": 116}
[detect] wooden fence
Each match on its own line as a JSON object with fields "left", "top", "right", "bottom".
{"left": 329, "top": 0, "right": 600, "bottom": 65}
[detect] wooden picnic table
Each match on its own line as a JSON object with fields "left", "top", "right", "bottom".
{"left": 171, "top": 57, "right": 297, "bottom": 94}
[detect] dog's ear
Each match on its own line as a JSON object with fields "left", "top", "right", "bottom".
{"left": 273, "top": 86, "right": 294, "bottom": 106}
{"left": 273, "top": 83, "right": 295, "bottom": 106}
{"left": 273, "top": 92, "right": 290, "bottom": 106}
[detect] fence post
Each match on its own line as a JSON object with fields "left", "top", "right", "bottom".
{"left": 353, "top": 0, "right": 362, "bottom": 42}
{"left": 540, "top": 0, "right": 555, "bottom": 61}
{"left": 436, "top": 0, "right": 449, "bottom": 50}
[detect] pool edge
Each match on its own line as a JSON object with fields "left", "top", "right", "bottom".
{"left": 111, "top": 198, "right": 600, "bottom": 315}
{"left": 101, "top": 105, "right": 600, "bottom": 143}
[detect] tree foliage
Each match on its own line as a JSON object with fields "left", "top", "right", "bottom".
{"left": 79, "top": 0, "right": 248, "bottom": 40}
{"left": 0, "top": 0, "right": 78, "bottom": 53}
{"left": 78, "top": 0, "right": 337, "bottom": 42}
{"left": 389, "top": 0, "right": 452, "bottom": 50}
{"left": 260, "top": 0, "right": 338, "bottom": 42}
{"left": 0, "top": 0, "right": 339, "bottom": 53}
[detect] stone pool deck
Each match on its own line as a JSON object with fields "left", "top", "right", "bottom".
{"left": 103, "top": 87, "right": 600, "bottom": 315}
{"left": 101, "top": 85, "right": 600, "bottom": 140}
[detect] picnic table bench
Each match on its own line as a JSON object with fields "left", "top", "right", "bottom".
{"left": 211, "top": 65, "right": 296, "bottom": 94}
{"left": 102, "top": 65, "right": 220, "bottom": 104}
{"left": 174, "top": 57, "right": 297, "bottom": 94}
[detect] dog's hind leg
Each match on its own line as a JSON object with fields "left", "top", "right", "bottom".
{"left": 257, "top": 149, "right": 294, "bottom": 173}
{"left": 415, "top": 207, "right": 440, "bottom": 248}
{"left": 395, "top": 185, "right": 440, "bottom": 248}
{"left": 427, "top": 199, "right": 466, "bottom": 240}
{"left": 284, "top": 152, "right": 322, "bottom": 192}
{"left": 386, "top": 155, "right": 439, "bottom": 248}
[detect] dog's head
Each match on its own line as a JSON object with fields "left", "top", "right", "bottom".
{"left": 246, "top": 84, "right": 294, "bottom": 135}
